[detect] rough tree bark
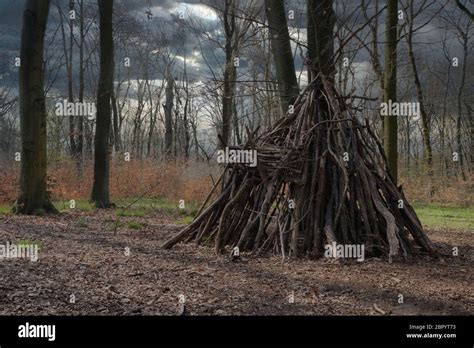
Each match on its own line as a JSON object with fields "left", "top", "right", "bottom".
{"left": 91, "top": 0, "right": 114, "bottom": 208}
{"left": 14, "top": 0, "right": 57, "bottom": 215}
{"left": 306, "top": 0, "right": 336, "bottom": 82}
{"left": 383, "top": 0, "right": 398, "bottom": 183}
{"left": 183, "top": 52, "right": 191, "bottom": 158}
{"left": 264, "top": 0, "right": 299, "bottom": 114}
{"left": 68, "top": 0, "right": 76, "bottom": 156}
{"left": 76, "top": 0, "right": 85, "bottom": 175}
{"left": 303, "top": 0, "right": 336, "bottom": 256}
{"left": 456, "top": 23, "right": 468, "bottom": 180}
{"left": 220, "top": 0, "right": 237, "bottom": 148}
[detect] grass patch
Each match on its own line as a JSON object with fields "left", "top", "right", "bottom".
{"left": 126, "top": 221, "right": 145, "bottom": 230}
{"left": 17, "top": 238, "right": 42, "bottom": 251}
{"left": 55, "top": 200, "right": 95, "bottom": 212}
{"left": 176, "top": 215, "right": 195, "bottom": 225}
{"left": 413, "top": 203, "right": 474, "bottom": 231}
{"left": 114, "top": 198, "right": 201, "bottom": 215}
{"left": 116, "top": 209, "right": 145, "bottom": 217}
{"left": 0, "top": 204, "right": 12, "bottom": 215}
{"left": 3, "top": 199, "right": 472, "bottom": 232}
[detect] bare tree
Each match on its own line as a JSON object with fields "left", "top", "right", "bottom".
{"left": 220, "top": 0, "right": 237, "bottom": 148}
{"left": 14, "top": 0, "right": 57, "bottom": 214}
{"left": 383, "top": 0, "right": 398, "bottom": 183}
{"left": 91, "top": 0, "right": 114, "bottom": 208}
{"left": 403, "top": 0, "right": 435, "bottom": 179}
{"left": 164, "top": 72, "right": 174, "bottom": 157}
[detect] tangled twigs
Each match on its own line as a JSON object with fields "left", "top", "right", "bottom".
{"left": 161, "top": 78, "right": 436, "bottom": 261}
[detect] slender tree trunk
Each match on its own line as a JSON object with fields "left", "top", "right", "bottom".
{"left": 192, "top": 120, "right": 199, "bottom": 157}
{"left": 406, "top": 0, "right": 432, "bottom": 180}
{"left": 164, "top": 73, "right": 174, "bottom": 157}
{"left": 146, "top": 104, "right": 155, "bottom": 157}
{"left": 440, "top": 59, "right": 450, "bottom": 176}
{"left": 111, "top": 90, "right": 120, "bottom": 152}
{"left": 456, "top": 35, "right": 468, "bottom": 180}
{"left": 220, "top": 0, "right": 236, "bottom": 148}
{"left": 466, "top": 102, "right": 473, "bottom": 173}
{"left": 264, "top": 0, "right": 299, "bottom": 114}
{"left": 233, "top": 97, "right": 241, "bottom": 144}
{"left": 91, "top": 0, "right": 114, "bottom": 208}
{"left": 68, "top": 0, "right": 76, "bottom": 155}
{"left": 84, "top": 118, "right": 93, "bottom": 158}
{"left": 146, "top": 76, "right": 159, "bottom": 158}
{"left": 263, "top": 51, "right": 273, "bottom": 128}
{"left": 57, "top": 0, "right": 75, "bottom": 155}
{"left": 183, "top": 53, "right": 190, "bottom": 158}
{"left": 14, "top": 0, "right": 57, "bottom": 215}
{"left": 383, "top": 0, "right": 398, "bottom": 184}
{"left": 174, "top": 95, "right": 179, "bottom": 157}
{"left": 405, "top": 117, "right": 410, "bottom": 170}
{"left": 76, "top": 0, "right": 84, "bottom": 176}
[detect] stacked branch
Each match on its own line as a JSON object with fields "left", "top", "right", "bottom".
{"left": 162, "top": 78, "right": 436, "bottom": 260}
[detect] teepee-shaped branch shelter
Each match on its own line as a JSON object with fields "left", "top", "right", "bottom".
{"left": 162, "top": 77, "right": 436, "bottom": 261}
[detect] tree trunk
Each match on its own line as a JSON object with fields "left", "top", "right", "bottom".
{"left": 264, "top": 0, "right": 299, "bottom": 114}
{"left": 164, "top": 73, "right": 174, "bottom": 157}
{"left": 466, "top": 102, "right": 473, "bottom": 173}
{"left": 383, "top": 0, "right": 398, "bottom": 184}
{"left": 456, "top": 33, "right": 468, "bottom": 180}
{"left": 406, "top": 0, "right": 432, "bottom": 182}
{"left": 297, "top": 0, "right": 335, "bottom": 257}
{"left": 174, "top": 85, "right": 180, "bottom": 157}
{"left": 233, "top": 96, "right": 241, "bottom": 144}
{"left": 306, "top": 0, "right": 335, "bottom": 83}
{"left": 220, "top": 0, "right": 237, "bottom": 148}
{"left": 91, "top": 0, "right": 114, "bottom": 208}
{"left": 57, "top": 0, "right": 76, "bottom": 155}
{"left": 14, "top": 0, "right": 57, "bottom": 215}
{"left": 183, "top": 54, "right": 190, "bottom": 158}
{"left": 76, "top": 0, "right": 84, "bottom": 176}
{"left": 111, "top": 90, "right": 120, "bottom": 152}
{"left": 68, "top": 0, "right": 76, "bottom": 157}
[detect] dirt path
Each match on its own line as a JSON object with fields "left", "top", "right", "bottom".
{"left": 0, "top": 210, "right": 472, "bottom": 315}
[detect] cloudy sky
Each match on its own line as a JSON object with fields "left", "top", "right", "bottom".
{"left": 0, "top": 0, "right": 471, "bottom": 98}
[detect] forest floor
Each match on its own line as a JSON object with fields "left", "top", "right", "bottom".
{"left": 0, "top": 202, "right": 472, "bottom": 316}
